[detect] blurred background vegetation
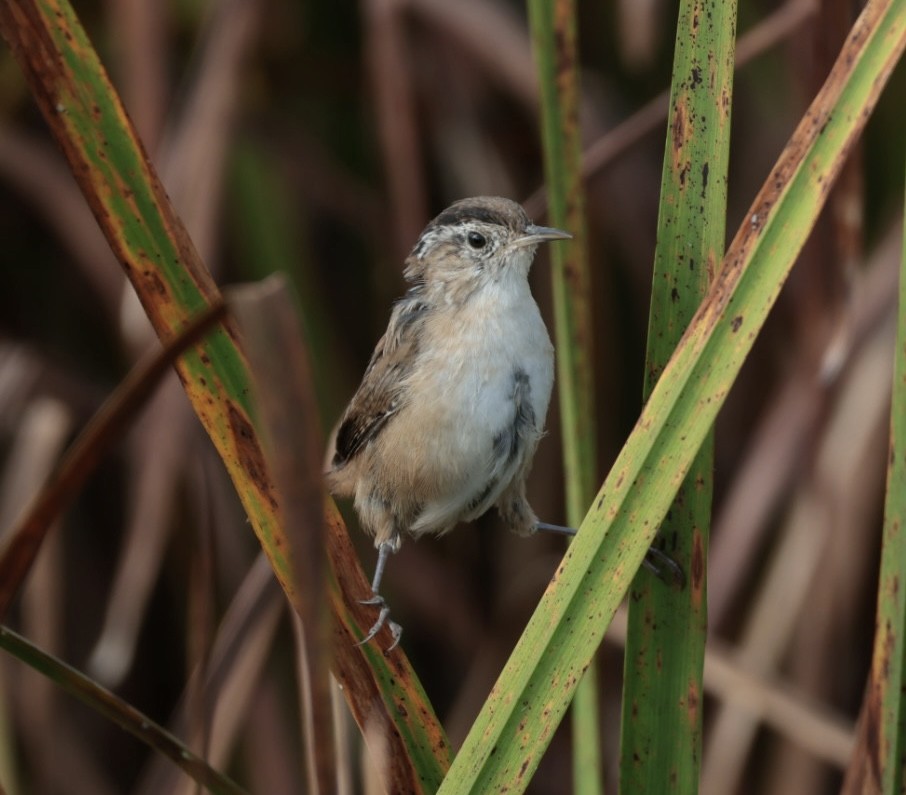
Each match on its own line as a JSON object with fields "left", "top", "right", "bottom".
{"left": 0, "top": 0, "right": 904, "bottom": 792}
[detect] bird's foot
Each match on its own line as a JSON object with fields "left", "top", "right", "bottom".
{"left": 532, "top": 521, "right": 685, "bottom": 590}
{"left": 642, "top": 546, "right": 685, "bottom": 590}
{"left": 356, "top": 591, "right": 403, "bottom": 650}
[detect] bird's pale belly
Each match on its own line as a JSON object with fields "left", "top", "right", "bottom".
{"left": 373, "top": 324, "right": 553, "bottom": 536}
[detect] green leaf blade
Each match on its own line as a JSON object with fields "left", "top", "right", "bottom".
{"left": 621, "top": 0, "right": 736, "bottom": 790}
{"left": 862, "top": 124, "right": 906, "bottom": 794}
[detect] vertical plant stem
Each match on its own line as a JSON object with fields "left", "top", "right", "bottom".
{"left": 862, "top": 156, "right": 906, "bottom": 793}
{"left": 526, "top": 0, "right": 599, "bottom": 790}
{"left": 230, "top": 276, "right": 335, "bottom": 795}
{"left": 620, "top": 0, "right": 737, "bottom": 793}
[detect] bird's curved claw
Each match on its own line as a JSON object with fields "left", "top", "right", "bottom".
{"left": 359, "top": 593, "right": 386, "bottom": 607}
{"left": 643, "top": 546, "right": 686, "bottom": 590}
{"left": 534, "top": 520, "right": 686, "bottom": 590}
{"left": 356, "top": 593, "right": 403, "bottom": 650}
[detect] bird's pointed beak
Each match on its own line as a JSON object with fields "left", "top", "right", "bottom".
{"left": 513, "top": 224, "right": 573, "bottom": 248}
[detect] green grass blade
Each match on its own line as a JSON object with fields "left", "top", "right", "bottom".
{"left": 0, "top": 2, "right": 450, "bottom": 789}
{"left": 437, "top": 3, "right": 906, "bottom": 792}
{"left": 620, "top": 0, "right": 737, "bottom": 792}
{"left": 864, "top": 147, "right": 906, "bottom": 792}
{"left": 0, "top": 625, "right": 248, "bottom": 795}
{"left": 528, "top": 0, "right": 595, "bottom": 511}
{"left": 526, "top": 0, "right": 601, "bottom": 790}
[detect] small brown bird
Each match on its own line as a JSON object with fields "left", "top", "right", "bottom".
{"left": 327, "top": 196, "right": 679, "bottom": 647}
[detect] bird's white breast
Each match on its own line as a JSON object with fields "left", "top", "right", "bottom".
{"left": 429, "top": 286, "right": 550, "bottom": 423}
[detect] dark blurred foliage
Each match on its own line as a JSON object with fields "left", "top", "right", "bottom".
{"left": 0, "top": 0, "right": 904, "bottom": 793}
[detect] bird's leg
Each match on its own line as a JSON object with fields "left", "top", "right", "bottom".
{"left": 357, "top": 540, "right": 403, "bottom": 650}
{"left": 533, "top": 521, "right": 575, "bottom": 537}
{"left": 533, "top": 521, "right": 686, "bottom": 590}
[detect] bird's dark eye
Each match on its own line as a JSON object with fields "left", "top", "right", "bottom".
{"left": 467, "top": 231, "right": 487, "bottom": 249}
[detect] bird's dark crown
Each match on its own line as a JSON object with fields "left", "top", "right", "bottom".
{"left": 430, "top": 196, "right": 529, "bottom": 234}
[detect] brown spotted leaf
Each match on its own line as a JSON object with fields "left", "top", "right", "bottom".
{"left": 0, "top": 1, "right": 449, "bottom": 790}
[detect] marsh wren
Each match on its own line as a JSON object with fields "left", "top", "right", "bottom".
{"left": 327, "top": 196, "right": 680, "bottom": 648}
